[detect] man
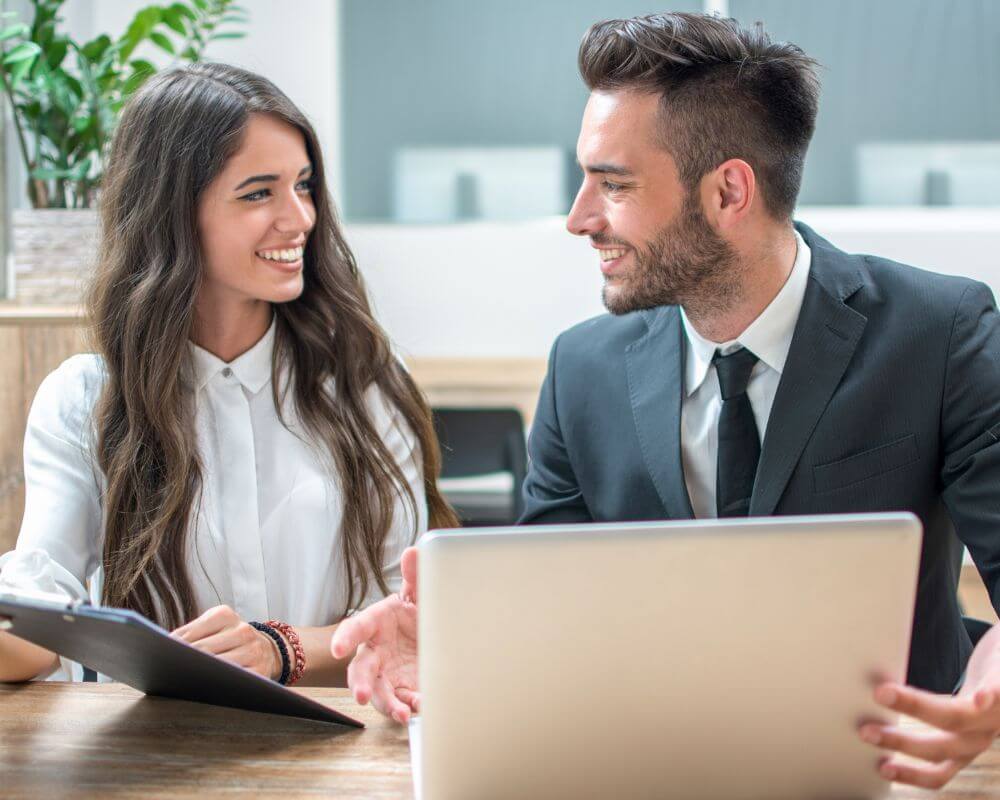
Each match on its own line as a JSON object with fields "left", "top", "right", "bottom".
{"left": 333, "top": 12, "right": 1000, "bottom": 790}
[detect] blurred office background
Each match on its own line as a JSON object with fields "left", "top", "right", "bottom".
{"left": 3, "top": 0, "right": 1000, "bottom": 355}
{"left": 0, "top": 1, "right": 997, "bottom": 615}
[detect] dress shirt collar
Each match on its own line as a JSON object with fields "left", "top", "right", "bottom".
{"left": 681, "top": 229, "right": 811, "bottom": 397}
{"left": 189, "top": 316, "right": 276, "bottom": 394}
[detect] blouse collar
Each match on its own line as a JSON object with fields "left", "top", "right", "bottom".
{"left": 189, "top": 316, "right": 276, "bottom": 395}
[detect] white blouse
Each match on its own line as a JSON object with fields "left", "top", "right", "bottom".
{"left": 0, "top": 319, "right": 427, "bottom": 680}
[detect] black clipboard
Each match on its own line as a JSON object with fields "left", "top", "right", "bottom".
{"left": 0, "top": 593, "right": 363, "bottom": 728}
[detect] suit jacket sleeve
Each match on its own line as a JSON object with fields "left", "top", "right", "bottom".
{"left": 940, "top": 281, "right": 1000, "bottom": 612}
{"left": 519, "top": 334, "right": 593, "bottom": 524}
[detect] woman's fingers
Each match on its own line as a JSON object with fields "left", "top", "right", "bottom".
{"left": 171, "top": 608, "right": 276, "bottom": 679}
{"left": 186, "top": 625, "right": 247, "bottom": 654}
{"left": 214, "top": 644, "right": 271, "bottom": 678}
{"left": 173, "top": 605, "right": 238, "bottom": 642}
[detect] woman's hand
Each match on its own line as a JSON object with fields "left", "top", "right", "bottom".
{"left": 172, "top": 605, "right": 281, "bottom": 680}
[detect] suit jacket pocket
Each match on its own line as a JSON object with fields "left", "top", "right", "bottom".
{"left": 813, "top": 434, "right": 919, "bottom": 494}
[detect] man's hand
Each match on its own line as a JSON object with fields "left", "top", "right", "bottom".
{"left": 331, "top": 547, "right": 419, "bottom": 724}
{"left": 859, "top": 622, "right": 1000, "bottom": 789}
{"left": 173, "top": 605, "right": 282, "bottom": 681}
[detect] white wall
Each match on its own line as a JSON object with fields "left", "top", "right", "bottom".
{"left": 351, "top": 208, "right": 1000, "bottom": 358}
{"left": 14, "top": 3, "right": 1000, "bottom": 364}
{"left": 52, "top": 0, "right": 342, "bottom": 201}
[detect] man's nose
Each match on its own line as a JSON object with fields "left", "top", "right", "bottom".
{"left": 566, "top": 185, "right": 603, "bottom": 238}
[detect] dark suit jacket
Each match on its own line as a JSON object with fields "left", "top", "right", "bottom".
{"left": 521, "top": 222, "right": 1000, "bottom": 692}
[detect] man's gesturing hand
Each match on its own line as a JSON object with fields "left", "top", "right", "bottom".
{"left": 331, "top": 546, "right": 420, "bottom": 724}
{"left": 859, "top": 622, "right": 1000, "bottom": 789}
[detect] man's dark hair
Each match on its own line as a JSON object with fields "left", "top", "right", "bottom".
{"left": 579, "top": 12, "right": 820, "bottom": 219}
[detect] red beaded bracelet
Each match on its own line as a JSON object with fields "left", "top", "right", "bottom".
{"left": 266, "top": 620, "right": 305, "bottom": 686}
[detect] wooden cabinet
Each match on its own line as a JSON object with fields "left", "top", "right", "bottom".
{"left": 0, "top": 307, "right": 88, "bottom": 553}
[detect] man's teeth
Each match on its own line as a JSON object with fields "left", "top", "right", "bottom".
{"left": 599, "top": 248, "right": 626, "bottom": 262}
{"left": 257, "top": 246, "right": 304, "bottom": 263}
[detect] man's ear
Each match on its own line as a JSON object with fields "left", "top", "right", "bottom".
{"left": 703, "top": 159, "right": 755, "bottom": 229}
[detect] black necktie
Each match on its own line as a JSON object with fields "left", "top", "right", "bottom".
{"left": 714, "top": 347, "right": 761, "bottom": 517}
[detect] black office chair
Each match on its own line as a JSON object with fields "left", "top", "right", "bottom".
{"left": 964, "top": 616, "right": 993, "bottom": 648}
{"left": 432, "top": 407, "right": 527, "bottom": 526}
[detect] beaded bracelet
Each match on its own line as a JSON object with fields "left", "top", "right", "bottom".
{"left": 266, "top": 620, "right": 305, "bottom": 686}
{"left": 250, "top": 621, "right": 290, "bottom": 685}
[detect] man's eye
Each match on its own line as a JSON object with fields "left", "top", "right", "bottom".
{"left": 602, "top": 180, "right": 626, "bottom": 192}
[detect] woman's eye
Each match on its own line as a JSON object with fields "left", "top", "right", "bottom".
{"left": 295, "top": 179, "right": 314, "bottom": 193}
{"left": 240, "top": 189, "right": 270, "bottom": 202}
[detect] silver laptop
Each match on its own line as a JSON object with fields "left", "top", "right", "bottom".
{"left": 416, "top": 513, "right": 922, "bottom": 800}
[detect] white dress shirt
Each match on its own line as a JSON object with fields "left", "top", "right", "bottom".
{"left": 680, "top": 231, "right": 811, "bottom": 519}
{"left": 0, "top": 318, "right": 427, "bottom": 680}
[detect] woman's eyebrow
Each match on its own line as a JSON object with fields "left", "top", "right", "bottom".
{"left": 233, "top": 165, "right": 312, "bottom": 192}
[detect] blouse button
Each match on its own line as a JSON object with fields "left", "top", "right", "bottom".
{"left": 222, "top": 367, "right": 233, "bottom": 378}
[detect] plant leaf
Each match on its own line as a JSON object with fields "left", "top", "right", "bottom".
{"left": 69, "top": 157, "right": 92, "bottom": 180}
{"left": 34, "top": 19, "right": 56, "bottom": 49}
{"left": 119, "top": 7, "right": 162, "bottom": 62}
{"left": 123, "top": 59, "right": 156, "bottom": 95}
{"left": 129, "top": 58, "right": 156, "bottom": 74}
{"left": 45, "top": 38, "right": 69, "bottom": 69}
{"left": 80, "top": 34, "right": 111, "bottom": 64}
{"left": 161, "top": 10, "right": 187, "bottom": 35}
{"left": 31, "top": 166, "right": 73, "bottom": 180}
{"left": 63, "top": 72, "right": 83, "bottom": 99}
{"left": 170, "top": 3, "right": 198, "bottom": 21}
{"left": 148, "top": 31, "right": 175, "bottom": 54}
{"left": 3, "top": 41, "right": 42, "bottom": 64}
{"left": 8, "top": 54, "right": 35, "bottom": 85}
{"left": 0, "top": 23, "right": 29, "bottom": 42}
{"left": 209, "top": 31, "right": 245, "bottom": 40}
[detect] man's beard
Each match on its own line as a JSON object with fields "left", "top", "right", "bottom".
{"left": 601, "top": 194, "right": 743, "bottom": 317}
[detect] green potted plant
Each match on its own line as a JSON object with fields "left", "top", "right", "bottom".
{"left": 0, "top": 0, "right": 248, "bottom": 303}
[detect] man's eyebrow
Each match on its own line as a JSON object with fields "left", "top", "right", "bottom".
{"left": 578, "top": 161, "right": 635, "bottom": 177}
{"left": 233, "top": 165, "right": 312, "bottom": 192}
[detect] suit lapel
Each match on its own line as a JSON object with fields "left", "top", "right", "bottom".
{"left": 750, "top": 227, "right": 868, "bottom": 516}
{"left": 625, "top": 306, "right": 695, "bottom": 520}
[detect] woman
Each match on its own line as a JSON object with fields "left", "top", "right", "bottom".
{"left": 0, "top": 63, "right": 456, "bottom": 685}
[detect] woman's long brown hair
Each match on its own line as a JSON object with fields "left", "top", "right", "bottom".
{"left": 87, "top": 63, "right": 457, "bottom": 629}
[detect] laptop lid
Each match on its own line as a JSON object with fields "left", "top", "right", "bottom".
{"left": 417, "top": 513, "right": 921, "bottom": 800}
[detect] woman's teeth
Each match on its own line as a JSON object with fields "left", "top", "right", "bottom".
{"left": 257, "top": 246, "right": 304, "bottom": 263}
{"left": 600, "top": 248, "right": 626, "bottom": 262}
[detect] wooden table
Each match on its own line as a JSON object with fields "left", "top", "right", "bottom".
{"left": 0, "top": 683, "right": 411, "bottom": 798}
{"left": 2, "top": 682, "right": 1000, "bottom": 798}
